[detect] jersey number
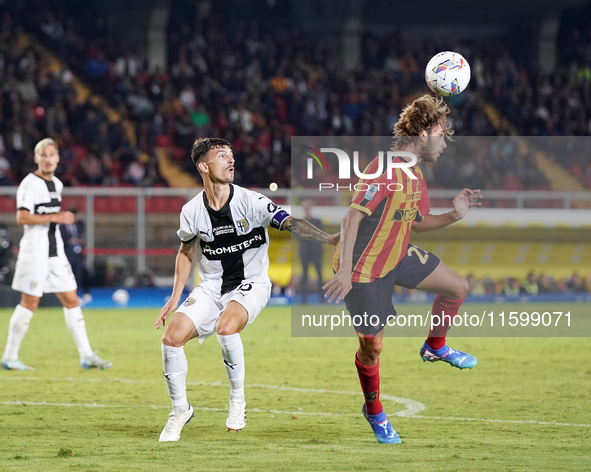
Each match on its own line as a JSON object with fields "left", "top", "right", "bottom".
{"left": 407, "top": 246, "right": 429, "bottom": 265}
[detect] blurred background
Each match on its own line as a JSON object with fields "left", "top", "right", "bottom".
{"left": 0, "top": 0, "right": 589, "bottom": 306}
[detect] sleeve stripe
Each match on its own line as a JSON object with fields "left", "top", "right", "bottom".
{"left": 181, "top": 235, "right": 197, "bottom": 244}
{"left": 350, "top": 203, "right": 372, "bottom": 216}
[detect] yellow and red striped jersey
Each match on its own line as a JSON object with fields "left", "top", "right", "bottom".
{"left": 331, "top": 155, "right": 430, "bottom": 283}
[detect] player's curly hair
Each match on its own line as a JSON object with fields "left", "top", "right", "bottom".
{"left": 190, "top": 138, "right": 232, "bottom": 167}
{"left": 392, "top": 94, "right": 453, "bottom": 148}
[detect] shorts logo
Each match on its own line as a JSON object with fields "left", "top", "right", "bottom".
{"left": 182, "top": 297, "right": 197, "bottom": 307}
{"left": 30, "top": 281, "right": 37, "bottom": 291}
{"left": 236, "top": 219, "right": 250, "bottom": 234}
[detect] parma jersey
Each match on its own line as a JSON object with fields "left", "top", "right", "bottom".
{"left": 177, "top": 184, "right": 290, "bottom": 296}
{"left": 16, "top": 173, "right": 66, "bottom": 259}
{"left": 332, "top": 155, "right": 430, "bottom": 283}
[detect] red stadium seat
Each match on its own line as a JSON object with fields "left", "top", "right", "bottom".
{"left": 502, "top": 176, "right": 524, "bottom": 191}
{"left": 0, "top": 197, "right": 15, "bottom": 212}
{"left": 156, "top": 135, "right": 174, "bottom": 147}
{"left": 172, "top": 146, "right": 186, "bottom": 161}
{"left": 94, "top": 197, "right": 109, "bottom": 213}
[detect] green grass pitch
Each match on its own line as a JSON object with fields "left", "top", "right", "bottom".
{"left": 1, "top": 304, "right": 590, "bottom": 471}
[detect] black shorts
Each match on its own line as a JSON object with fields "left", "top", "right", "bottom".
{"left": 344, "top": 244, "right": 440, "bottom": 337}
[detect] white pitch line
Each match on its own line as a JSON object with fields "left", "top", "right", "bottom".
{"left": 412, "top": 415, "right": 591, "bottom": 428}
{"left": 0, "top": 376, "right": 424, "bottom": 417}
{"left": 2, "top": 377, "right": 590, "bottom": 427}
{"left": 0, "top": 401, "right": 363, "bottom": 417}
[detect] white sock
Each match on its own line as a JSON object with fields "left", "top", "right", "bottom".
{"left": 217, "top": 333, "right": 245, "bottom": 401}
{"left": 162, "top": 344, "right": 189, "bottom": 415}
{"left": 63, "top": 306, "right": 93, "bottom": 358}
{"left": 2, "top": 305, "right": 34, "bottom": 361}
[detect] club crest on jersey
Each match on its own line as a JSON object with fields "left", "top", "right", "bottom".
{"left": 182, "top": 297, "right": 197, "bottom": 307}
{"left": 236, "top": 219, "right": 250, "bottom": 234}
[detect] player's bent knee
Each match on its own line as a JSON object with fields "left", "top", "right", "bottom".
{"left": 215, "top": 321, "right": 240, "bottom": 336}
{"left": 20, "top": 296, "right": 39, "bottom": 312}
{"left": 359, "top": 340, "right": 383, "bottom": 363}
{"left": 459, "top": 277, "right": 469, "bottom": 298}
{"left": 450, "top": 277, "right": 469, "bottom": 299}
{"left": 161, "top": 331, "right": 186, "bottom": 348}
{"left": 161, "top": 324, "right": 191, "bottom": 347}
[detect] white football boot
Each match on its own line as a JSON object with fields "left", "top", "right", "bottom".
{"left": 159, "top": 404, "right": 194, "bottom": 442}
{"left": 80, "top": 351, "right": 112, "bottom": 370}
{"left": 1, "top": 358, "right": 34, "bottom": 370}
{"left": 226, "top": 399, "right": 247, "bottom": 431}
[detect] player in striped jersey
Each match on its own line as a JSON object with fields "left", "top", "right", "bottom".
{"left": 323, "top": 95, "right": 482, "bottom": 444}
{"left": 156, "top": 138, "right": 335, "bottom": 442}
{"left": 1, "top": 138, "right": 111, "bottom": 371}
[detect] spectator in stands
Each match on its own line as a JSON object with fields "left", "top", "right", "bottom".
{"left": 521, "top": 272, "right": 539, "bottom": 295}
{"left": 537, "top": 273, "right": 555, "bottom": 293}
{"left": 466, "top": 273, "right": 486, "bottom": 296}
{"left": 566, "top": 272, "right": 587, "bottom": 293}
{"left": 502, "top": 278, "right": 522, "bottom": 297}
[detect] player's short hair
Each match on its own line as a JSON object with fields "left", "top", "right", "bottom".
{"left": 34, "top": 138, "right": 59, "bottom": 156}
{"left": 190, "top": 138, "right": 232, "bottom": 169}
{"left": 393, "top": 95, "right": 453, "bottom": 148}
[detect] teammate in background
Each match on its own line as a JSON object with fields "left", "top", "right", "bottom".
{"left": 1, "top": 138, "right": 111, "bottom": 371}
{"left": 323, "top": 95, "right": 481, "bottom": 444}
{"left": 298, "top": 198, "right": 324, "bottom": 304}
{"left": 155, "top": 138, "right": 336, "bottom": 442}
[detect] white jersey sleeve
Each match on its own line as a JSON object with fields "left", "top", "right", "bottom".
{"left": 250, "top": 192, "right": 290, "bottom": 230}
{"left": 16, "top": 178, "right": 36, "bottom": 213}
{"left": 178, "top": 207, "right": 198, "bottom": 243}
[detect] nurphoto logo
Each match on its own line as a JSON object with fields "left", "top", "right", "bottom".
{"left": 304, "top": 147, "right": 418, "bottom": 191}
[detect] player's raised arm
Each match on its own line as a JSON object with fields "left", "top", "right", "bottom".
{"left": 412, "top": 189, "right": 482, "bottom": 233}
{"left": 280, "top": 216, "right": 339, "bottom": 245}
{"left": 156, "top": 237, "right": 196, "bottom": 329}
{"left": 322, "top": 207, "right": 365, "bottom": 303}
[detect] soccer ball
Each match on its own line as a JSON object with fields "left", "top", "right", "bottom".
{"left": 425, "top": 51, "right": 471, "bottom": 96}
{"left": 112, "top": 289, "right": 130, "bottom": 306}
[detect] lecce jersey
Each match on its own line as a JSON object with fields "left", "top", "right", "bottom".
{"left": 177, "top": 184, "right": 290, "bottom": 296}
{"left": 331, "top": 155, "right": 430, "bottom": 283}
{"left": 17, "top": 173, "right": 66, "bottom": 259}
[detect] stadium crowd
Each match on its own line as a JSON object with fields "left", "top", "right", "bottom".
{"left": 1, "top": 0, "right": 590, "bottom": 191}
{"left": 1, "top": 1, "right": 589, "bottom": 292}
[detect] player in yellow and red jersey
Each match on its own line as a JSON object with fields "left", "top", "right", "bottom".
{"left": 324, "top": 95, "right": 482, "bottom": 444}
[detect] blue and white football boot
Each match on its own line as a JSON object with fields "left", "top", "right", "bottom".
{"left": 420, "top": 342, "right": 477, "bottom": 370}
{"left": 362, "top": 404, "right": 401, "bottom": 444}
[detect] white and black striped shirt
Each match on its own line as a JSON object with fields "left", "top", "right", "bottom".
{"left": 177, "top": 184, "right": 289, "bottom": 296}
{"left": 16, "top": 173, "right": 65, "bottom": 259}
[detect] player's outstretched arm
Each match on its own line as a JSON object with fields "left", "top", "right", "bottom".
{"left": 322, "top": 207, "right": 364, "bottom": 303}
{"left": 155, "top": 238, "right": 196, "bottom": 329}
{"left": 16, "top": 209, "right": 75, "bottom": 226}
{"left": 412, "top": 189, "right": 482, "bottom": 233}
{"left": 281, "top": 216, "right": 339, "bottom": 245}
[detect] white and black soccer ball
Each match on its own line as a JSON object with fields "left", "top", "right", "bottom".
{"left": 425, "top": 51, "right": 471, "bottom": 96}
{"left": 112, "top": 289, "right": 130, "bottom": 306}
